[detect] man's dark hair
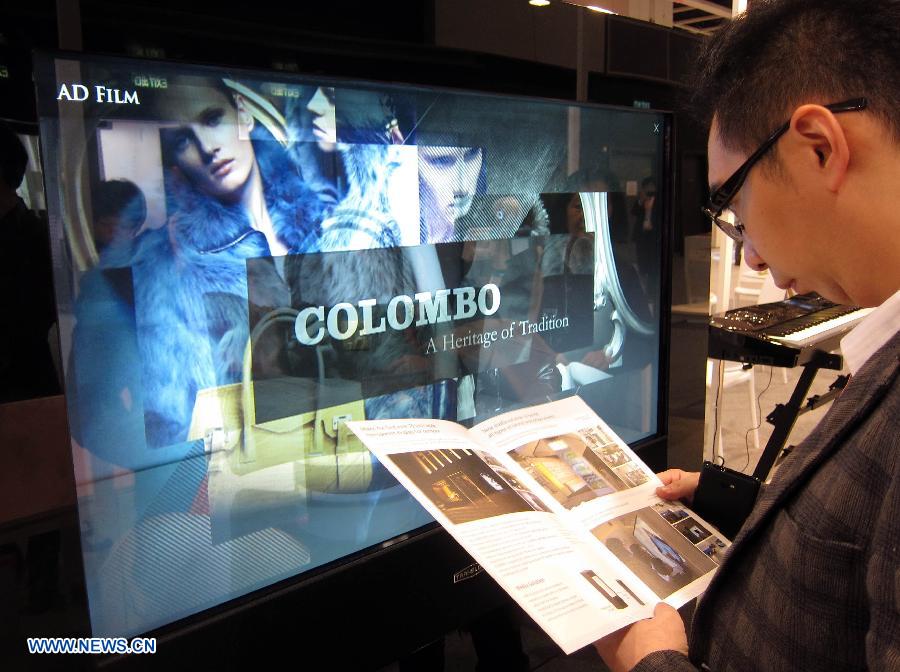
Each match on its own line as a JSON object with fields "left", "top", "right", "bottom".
{"left": 692, "top": 0, "right": 900, "bottom": 155}
{"left": 94, "top": 179, "right": 147, "bottom": 228}
{"left": 0, "top": 121, "right": 29, "bottom": 190}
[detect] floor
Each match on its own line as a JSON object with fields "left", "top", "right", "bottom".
{"left": 711, "top": 359, "right": 849, "bottom": 478}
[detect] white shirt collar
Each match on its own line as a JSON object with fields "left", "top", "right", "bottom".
{"left": 840, "top": 289, "right": 900, "bottom": 375}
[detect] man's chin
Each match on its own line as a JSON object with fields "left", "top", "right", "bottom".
{"left": 785, "top": 280, "right": 820, "bottom": 298}
{"left": 808, "top": 285, "right": 855, "bottom": 305}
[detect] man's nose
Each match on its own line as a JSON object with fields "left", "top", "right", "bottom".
{"left": 742, "top": 239, "right": 768, "bottom": 271}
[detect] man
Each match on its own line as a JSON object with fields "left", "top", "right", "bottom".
{"left": 594, "top": 1, "right": 900, "bottom": 670}
{"left": 0, "top": 122, "right": 59, "bottom": 402}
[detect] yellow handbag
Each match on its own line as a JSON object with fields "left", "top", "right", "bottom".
{"left": 187, "top": 306, "right": 372, "bottom": 495}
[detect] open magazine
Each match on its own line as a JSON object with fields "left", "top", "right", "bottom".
{"left": 347, "top": 396, "right": 728, "bottom": 654}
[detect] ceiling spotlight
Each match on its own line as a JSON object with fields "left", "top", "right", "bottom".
{"left": 587, "top": 5, "right": 616, "bottom": 13}
{"left": 529, "top": 0, "right": 551, "bottom": 6}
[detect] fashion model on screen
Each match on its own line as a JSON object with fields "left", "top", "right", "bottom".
{"left": 72, "top": 77, "right": 327, "bottom": 451}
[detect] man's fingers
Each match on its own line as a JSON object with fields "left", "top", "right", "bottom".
{"left": 655, "top": 470, "right": 700, "bottom": 501}
{"left": 653, "top": 603, "right": 679, "bottom": 620}
{"left": 656, "top": 469, "right": 683, "bottom": 486}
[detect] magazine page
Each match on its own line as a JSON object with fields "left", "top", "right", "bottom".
{"left": 470, "top": 396, "right": 660, "bottom": 523}
{"left": 470, "top": 396, "right": 730, "bottom": 609}
{"left": 348, "top": 417, "right": 659, "bottom": 654}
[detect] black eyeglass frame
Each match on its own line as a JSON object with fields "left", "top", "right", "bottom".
{"left": 702, "top": 97, "right": 868, "bottom": 242}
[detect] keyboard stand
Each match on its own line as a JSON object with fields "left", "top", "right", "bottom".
{"left": 753, "top": 349, "right": 848, "bottom": 481}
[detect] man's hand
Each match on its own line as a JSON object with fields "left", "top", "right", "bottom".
{"left": 656, "top": 469, "right": 700, "bottom": 504}
{"left": 594, "top": 603, "right": 688, "bottom": 672}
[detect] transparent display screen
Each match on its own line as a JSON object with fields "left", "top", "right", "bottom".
{"left": 34, "top": 53, "right": 668, "bottom": 636}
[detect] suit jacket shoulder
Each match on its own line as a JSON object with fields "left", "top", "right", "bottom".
{"left": 689, "top": 330, "right": 900, "bottom": 672}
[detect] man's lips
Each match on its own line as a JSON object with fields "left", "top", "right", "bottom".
{"left": 774, "top": 276, "right": 794, "bottom": 291}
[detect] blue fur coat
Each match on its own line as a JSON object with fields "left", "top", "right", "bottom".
{"left": 92, "top": 134, "right": 327, "bottom": 450}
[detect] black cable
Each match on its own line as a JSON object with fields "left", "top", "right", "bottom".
{"left": 742, "top": 365, "right": 775, "bottom": 472}
{"left": 712, "top": 359, "right": 723, "bottom": 463}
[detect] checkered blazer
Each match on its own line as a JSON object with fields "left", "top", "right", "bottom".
{"left": 634, "top": 330, "right": 900, "bottom": 672}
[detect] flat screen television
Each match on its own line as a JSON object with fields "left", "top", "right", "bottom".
{"left": 32, "top": 51, "right": 672, "bottom": 666}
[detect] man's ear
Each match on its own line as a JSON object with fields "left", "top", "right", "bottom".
{"left": 787, "top": 104, "right": 850, "bottom": 192}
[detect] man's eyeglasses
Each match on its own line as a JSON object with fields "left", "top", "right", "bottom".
{"left": 702, "top": 98, "right": 868, "bottom": 242}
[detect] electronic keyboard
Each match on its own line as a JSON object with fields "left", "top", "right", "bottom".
{"left": 708, "top": 293, "right": 872, "bottom": 367}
